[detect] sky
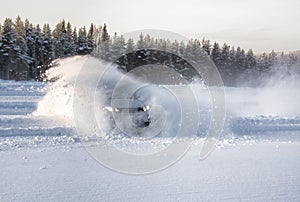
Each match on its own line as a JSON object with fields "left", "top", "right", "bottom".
{"left": 0, "top": 0, "right": 299, "bottom": 53}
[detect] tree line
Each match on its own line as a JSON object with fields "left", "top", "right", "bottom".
{"left": 0, "top": 17, "right": 299, "bottom": 86}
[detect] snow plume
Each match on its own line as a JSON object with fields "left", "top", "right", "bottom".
{"left": 33, "top": 56, "right": 124, "bottom": 128}
{"left": 229, "top": 63, "right": 300, "bottom": 117}
{"left": 256, "top": 63, "right": 300, "bottom": 116}
{"left": 33, "top": 56, "right": 178, "bottom": 137}
{"left": 260, "top": 63, "right": 300, "bottom": 88}
{"left": 33, "top": 56, "right": 139, "bottom": 138}
{"left": 33, "top": 56, "right": 205, "bottom": 138}
{"left": 34, "top": 56, "right": 88, "bottom": 119}
{"left": 33, "top": 55, "right": 300, "bottom": 140}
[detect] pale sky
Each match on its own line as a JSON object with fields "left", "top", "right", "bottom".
{"left": 0, "top": 0, "right": 299, "bottom": 53}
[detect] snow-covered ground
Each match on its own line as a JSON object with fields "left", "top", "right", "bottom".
{"left": 0, "top": 76, "right": 300, "bottom": 201}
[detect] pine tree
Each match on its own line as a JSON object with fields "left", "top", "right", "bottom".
{"left": 188, "top": 39, "right": 204, "bottom": 61}
{"left": 170, "top": 40, "right": 179, "bottom": 54}
{"left": 126, "top": 38, "right": 135, "bottom": 53}
{"left": 257, "top": 52, "right": 269, "bottom": 72}
{"left": 66, "top": 22, "right": 72, "bottom": 39}
{"left": 156, "top": 38, "right": 167, "bottom": 51}
{"left": 279, "top": 52, "right": 286, "bottom": 66}
{"left": 241, "top": 49, "right": 246, "bottom": 69}
{"left": 220, "top": 43, "right": 231, "bottom": 83}
{"left": 40, "top": 24, "right": 53, "bottom": 78}
{"left": 144, "top": 34, "right": 154, "bottom": 49}
{"left": 52, "top": 20, "right": 68, "bottom": 58}
{"left": 77, "top": 26, "right": 89, "bottom": 55}
{"left": 211, "top": 42, "right": 222, "bottom": 67}
{"left": 15, "top": 16, "right": 32, "bottom": 79}
{"left": 42, "top": 24, "right": 51, "bottom": 39}
{"left": 99, "top": 37, "right": 112, "bottom": 61}
{"left": 213, "top": 43, "right": 230, "bottom": 85}
{"left": 184, "top": 39, "right": 194, "bottom": 59}
{"left": 15, "top": 17, "right": 24, "bottom": 44}
{"left": 42, "top": 24, "right": 53, "bottom": 60}
{"left": 101, "top": 23, "right": 110, "bottom": 42}
{"left": 3, "top": 18, "right": 288, "bottom": 84}
{"left": 288, "top": 52, "right": 298, "bottom": 66}
{"left": 224, "top": 46, "right": 236, "bottom": 85}
{"left": 201, "top": 38, "right": 211, "bottom": 55}
{"left": 245, "top": 49, "right": 256, "bottom": 70}
{"left": 24, "top": 19, "right": 36, "bottom": 79}
{"left": 221, "top": 43, "right": 230, "bottom": 66}
{"left": 268, "top": 50, "right": 277, "bottom": 66}
{"left": 32, "top": 24, "right": 45, "bottom": 79}
{"left": 98, "top": 24, "right": 111, "bottom": 60}
{"left": 179, "top": 41, "right": 186, "bottom": 55}
{"left": 65, "top": 22, "right": 76, "bottom": 56}
{"left": 87, "top": 23, "right": 95, "bottom": 54}
{"left": 111, "top": 33, "right": 126, "bottom": 59}
{"left": 93, "top": 25, "right": 102, "bottom": 56}
{"left": 0, "top": 18, "right": 18, "bottom": 79}
{"left": 228, "top": 46, "right": 236, "bottom": 67}
{"left": 235, "top": 47, "right": 246, "bottom": 72}
{"left": 136, "top": 33, "right": 145, "bottom": 49}
{"left": 72, "top": 27, "right": 78, "bottom": 54}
